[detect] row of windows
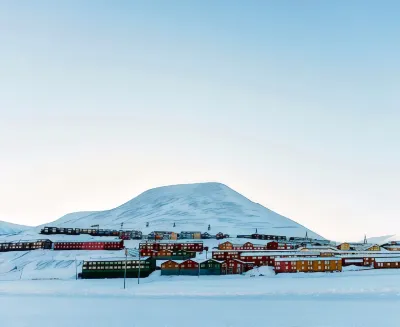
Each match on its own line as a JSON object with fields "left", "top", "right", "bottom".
{"left": 376, "top": 262, "right": 400, "bottom": 267}
{"left": 85, "top": 261, "right": 149, "bottom": 266}
{"left": 84, "top": 265, "right": 146, "bottom": 270}
{"left": 276, "top": 260, "right": 338, "bottom": 265}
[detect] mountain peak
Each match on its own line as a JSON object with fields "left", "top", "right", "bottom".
{"left": 46, "top": 182, "right": 323, "bottom": 239}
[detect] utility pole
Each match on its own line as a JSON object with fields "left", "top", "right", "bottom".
{"left": 198, "top": 260, "right": 200, "bottom": 278}
{"left": 124, "top": 248, "right": 127, "bottom": 289}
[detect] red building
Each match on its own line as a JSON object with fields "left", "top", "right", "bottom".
{"left": 239, "top": 252, "right": 274, "bottom": 266}
{"left": 179, "top": 259, "right": 199, "bottom": 276}
{"left": 212, "top": 251, "right": 241, "bottom": 261}
{"left": 53, "top": 240, "right": 124, "bottom": 251}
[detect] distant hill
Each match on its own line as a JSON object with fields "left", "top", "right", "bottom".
{"left": 43, "top": 182, "right": 324, "bottom": 239}
{"left": 0, "top": 220, "right": 31, "bottom": 235}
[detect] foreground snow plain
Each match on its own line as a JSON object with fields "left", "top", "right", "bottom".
{"left": 1, "top": 269, "right": 400, "bottom": 327}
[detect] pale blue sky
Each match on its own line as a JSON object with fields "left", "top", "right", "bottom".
{"left": 1, "top": 1, "right": 399, "bottom": 240}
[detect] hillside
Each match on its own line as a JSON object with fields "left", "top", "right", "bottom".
{"left": 42, "top": 182, "right": 323, "bottom": 239}
{"left": 0, "top": 221, "right": 31, "bottom": 236}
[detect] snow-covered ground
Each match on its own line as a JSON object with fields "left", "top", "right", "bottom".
{"left": 1, "top": 270, "right": 400, "bottom": 327}
{"left": 0, "top": 220, "right": 30, "bottom": 235}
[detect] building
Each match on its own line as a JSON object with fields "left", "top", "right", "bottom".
{"left": 53, "top": 240, "right": 124, "bottom": 251}
{"left": 218, "top": 241, "right": 234, "bottom": 250}
{"left": 374, "top": 257, "right": 400, "bottom": 269}
{"left": 341, "top": 257, "right": 365, "bottom": 266}
{"left": 337, "top": 243, "right": 350, "bottom": 251}
{"left": 218, "top": 241, "right": 266, "bottom": 251}
{"left": 251, "top": 234, "right": 287, "bottom": 241}
{"left": 266, "top": 241, "right": 296, "bottom": 250}
{"left": 179, "top": 259, "right": 199, "bottom": 275}
{"left": 81, "top": 257, "right": 155, "bottom": 279}
{"left": 221, "top": 259, "right": 253, "bottom": 275}
{"left": 160, "top": 260, "right": 180, "bottom": 275}
{"left": 139, "top": 241, "right": 203, "bottom": 252}
{"left": 140, "top": 249, "right": 196, "bottom": 260}
{"left": 239, "top": 252, "right": 272, "bottom": 266}
{"left": 212, "top": 250, "right": 241, "bottom": 261}
{"left": 381, "top": 242, "right": 400, "bottom": 251}
{"left": 362, "top": 244, "right": 381, "bottom": 251}
{"left": 179, "top": 231, "right": 201, "bottom": 240}
{"left": 200, "top": 259, "right": 223, "bottom": 275}
{"left": 0, "top": 239, "right": 52, "bottom": 252}
{"left": 274, "top": 257, "right": 342, "bottom": 273}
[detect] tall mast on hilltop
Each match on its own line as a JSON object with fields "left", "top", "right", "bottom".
{"left": 364, "top": 234, "right": 367, "bottom": 244}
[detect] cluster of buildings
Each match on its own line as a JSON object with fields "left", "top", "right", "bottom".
{"left": 4, "top": 229, "right": 400, "bottom": 279}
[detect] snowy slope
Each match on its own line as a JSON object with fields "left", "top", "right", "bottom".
{"left": 0, "top": 220, "right": 31, "bottom": 236}
{"left": 42, "top": 182, "right": 323, "bottom": 239}
{"left": 366, "top": 235, "right": 400, "bottom": 244}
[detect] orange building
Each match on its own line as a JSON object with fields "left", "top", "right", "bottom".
{"left": 275, "top": 257, "right": 342, "bottom": 273}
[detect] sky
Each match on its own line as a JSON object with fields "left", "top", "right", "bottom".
{"left": 0, "top": 1, "right": 399, "bottom": 241}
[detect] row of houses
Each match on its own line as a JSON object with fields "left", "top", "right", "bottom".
{"left": 160, "top": 258, "right": 254, "bottom": 276}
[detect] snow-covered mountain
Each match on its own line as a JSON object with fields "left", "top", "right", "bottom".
{"left": 44, "top": 182, "right": 323, "bottom": 239}
{"left": 0, "top": 220, "right": 31, "bottom": 236}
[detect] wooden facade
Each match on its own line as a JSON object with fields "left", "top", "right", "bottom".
{"left": 212, "top": 251, "right": 240, "bottom": 261}
{"left": 0, "top": 239, "right": 52, "bottom": 252}
{"left": 274, "top": 257, "right": 342, "bottom": 273}
{"left": 179, "top": 259, "right": 199, "bottom": 276}
{"left": 160, "top": 260, "right": 180, "bottom": 275}
{"left": 221, "top": 259, "right": 253, "bottom": 275}
{"left": 81, "top": 257, "right": 155, "bottom": 279}
{"left": 53, "top": 240, "right": 124, "bottom": 251}
{"left": 374, "top": 257, "right": 400, "bottom": 269}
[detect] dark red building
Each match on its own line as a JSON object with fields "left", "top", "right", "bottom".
{"left": 221, "top": 259, "right": 254, "bottom": 274}
{"left": 53, "top": 240, "right": 124, "bottom": 251}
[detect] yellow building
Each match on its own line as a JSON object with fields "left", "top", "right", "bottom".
{"left": 337, "top": 243, "right": 350, "bottom": 251}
